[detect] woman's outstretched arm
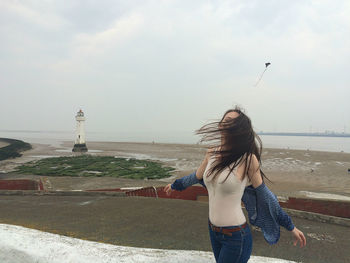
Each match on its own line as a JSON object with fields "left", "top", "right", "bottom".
{"left": 164, "top": 150, "right": 210, "bottom": 195}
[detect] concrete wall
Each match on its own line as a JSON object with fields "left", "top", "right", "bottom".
{"left": 280, "top": 197, "right": 350, "bottom": 219}
{"left": 124, "top": 186, "right": 350, "bottom": 219}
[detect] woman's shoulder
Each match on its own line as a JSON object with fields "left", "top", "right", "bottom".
{"left": 246, "top": 153, "right": 263, "bottom": 187}
{"left": 245, "top": 153, "right": 259, "bottom": 167}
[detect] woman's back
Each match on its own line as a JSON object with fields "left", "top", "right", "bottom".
{"left": 203, "top": 156, "right": 248, "bottom": 227}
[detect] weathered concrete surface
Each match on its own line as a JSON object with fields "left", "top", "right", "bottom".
{"left": 2, "top": 188, "right": 349, "bottom": 227}
{"left": 0, "top": 224, "right": 302, "bottom": 263}
{"left": 0, "top": 195, "right": 349, "bottom": 263}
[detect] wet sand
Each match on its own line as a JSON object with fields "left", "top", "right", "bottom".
{"left": 1, "top": 141, "right": 350, "bottom": 198}
{"left": 0, "top": 142, "right": 9, "bottom": 148}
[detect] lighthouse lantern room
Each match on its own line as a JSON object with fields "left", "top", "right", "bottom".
{"left": 72, "top": 109, "right": 88, "bottom": 152}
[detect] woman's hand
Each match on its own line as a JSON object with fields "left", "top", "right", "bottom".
{"left": 164, "top": 184, "right": 173, "bottom": 196}
{"left": 291, "top": 227, "right": 306, "bottom": 248}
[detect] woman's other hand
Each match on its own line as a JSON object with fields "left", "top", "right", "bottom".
{"left": 291, "top": 227, "right": 306, "bottom": 248}
{"left": 164, "top": 184, "right": 173, "bottom": 196}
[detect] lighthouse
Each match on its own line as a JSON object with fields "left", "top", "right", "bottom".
{"left": 72, "top": 109, "right": 88, "bottom": 152}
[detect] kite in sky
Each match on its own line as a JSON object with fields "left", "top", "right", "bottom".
{"left": 254, "top": 62, "right": 271, "bottom": 87}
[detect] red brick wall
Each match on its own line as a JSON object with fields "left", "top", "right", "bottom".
{"left": 280, "top": 197, "right": 350, "bottom": 219}
{"left": 0, "top": 179, "right": 40, "bottom": 190}
{"left": 124, "top": 186, "right": 208, "bottom": 200}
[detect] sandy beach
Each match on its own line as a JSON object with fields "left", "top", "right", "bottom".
{"left": 1, "top": 140, "right": 350, "bottom": 199}
{"left": 0, "top": 142, "right": 9, "bottom": 148}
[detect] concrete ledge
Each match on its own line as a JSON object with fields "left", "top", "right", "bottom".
{"left": 0, "top": 190, "right": 126, "bottom": 197}
{"left": 284, "top": 208, "right": 350, "bottom": 227}
{"left": 1, "top": 190, "right": 349, "bottom": 227}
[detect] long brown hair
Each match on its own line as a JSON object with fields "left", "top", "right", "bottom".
{"left": 196, "top": 107, "right": 270, "bottom": 183}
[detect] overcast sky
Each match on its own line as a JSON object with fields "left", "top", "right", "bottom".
{"left": 1, "top": 0, "right": 349, "bottom": 138}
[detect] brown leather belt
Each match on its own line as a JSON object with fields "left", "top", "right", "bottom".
{"left": 209, "top": 221, "right": 247, "bottom": 236}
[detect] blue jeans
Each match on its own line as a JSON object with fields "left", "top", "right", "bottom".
{"left": 208, "top": 220, "right": 252, "bottom": 263}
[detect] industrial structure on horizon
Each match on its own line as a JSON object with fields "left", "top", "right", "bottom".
{"left": 258, "top": 131, "right": 350, "bottom": 138}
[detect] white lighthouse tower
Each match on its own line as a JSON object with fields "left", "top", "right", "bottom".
{"left": 72, "top": 109, "right": 88, "bottom": 152}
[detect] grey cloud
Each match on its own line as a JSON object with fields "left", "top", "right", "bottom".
{"left": 0, "top": 0, "right": 349, "bottom": 136}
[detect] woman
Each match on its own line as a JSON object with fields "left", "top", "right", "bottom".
{"left": 164, "top": 107, "right": 306, "bottom": 263}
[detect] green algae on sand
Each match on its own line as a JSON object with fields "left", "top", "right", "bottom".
{"left": 15, "top": 155, "right": 175, "bottom": 179}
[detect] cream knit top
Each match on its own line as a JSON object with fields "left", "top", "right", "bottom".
{"left": 203, "top": 157, "right": 248, "bottom": 227}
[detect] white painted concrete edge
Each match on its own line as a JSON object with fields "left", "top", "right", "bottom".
{"left": 0, "top": 224, "right": 300, "bottom": 263}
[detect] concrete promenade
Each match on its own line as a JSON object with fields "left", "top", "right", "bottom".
{"left": 0, "top": 194, "right": 349, "bottom": 263}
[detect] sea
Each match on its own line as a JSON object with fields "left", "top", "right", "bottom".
{"left": 0, "top": 130, "right": 349, "bottom": 153}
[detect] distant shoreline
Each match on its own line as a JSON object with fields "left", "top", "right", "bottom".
{"left": 258, "top": 132, "right": 350, "bottom": 138}
{"left": 1, "top": 130, "right": 349, "bottom": 152}
{"left": 2, "top": 129, "right": 350, "bottom": 138}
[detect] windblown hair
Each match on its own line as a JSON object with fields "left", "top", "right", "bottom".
{"left": 196, "top": 107, "right": 270, "bottom": 183}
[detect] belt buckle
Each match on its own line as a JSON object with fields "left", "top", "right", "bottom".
{"left": 224, "top": 225, "right": 241, "bottom": 236}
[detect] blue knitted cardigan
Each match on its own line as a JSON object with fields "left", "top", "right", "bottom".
{"left": 171, "top": 172, "right": 295, "bottom": 245}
